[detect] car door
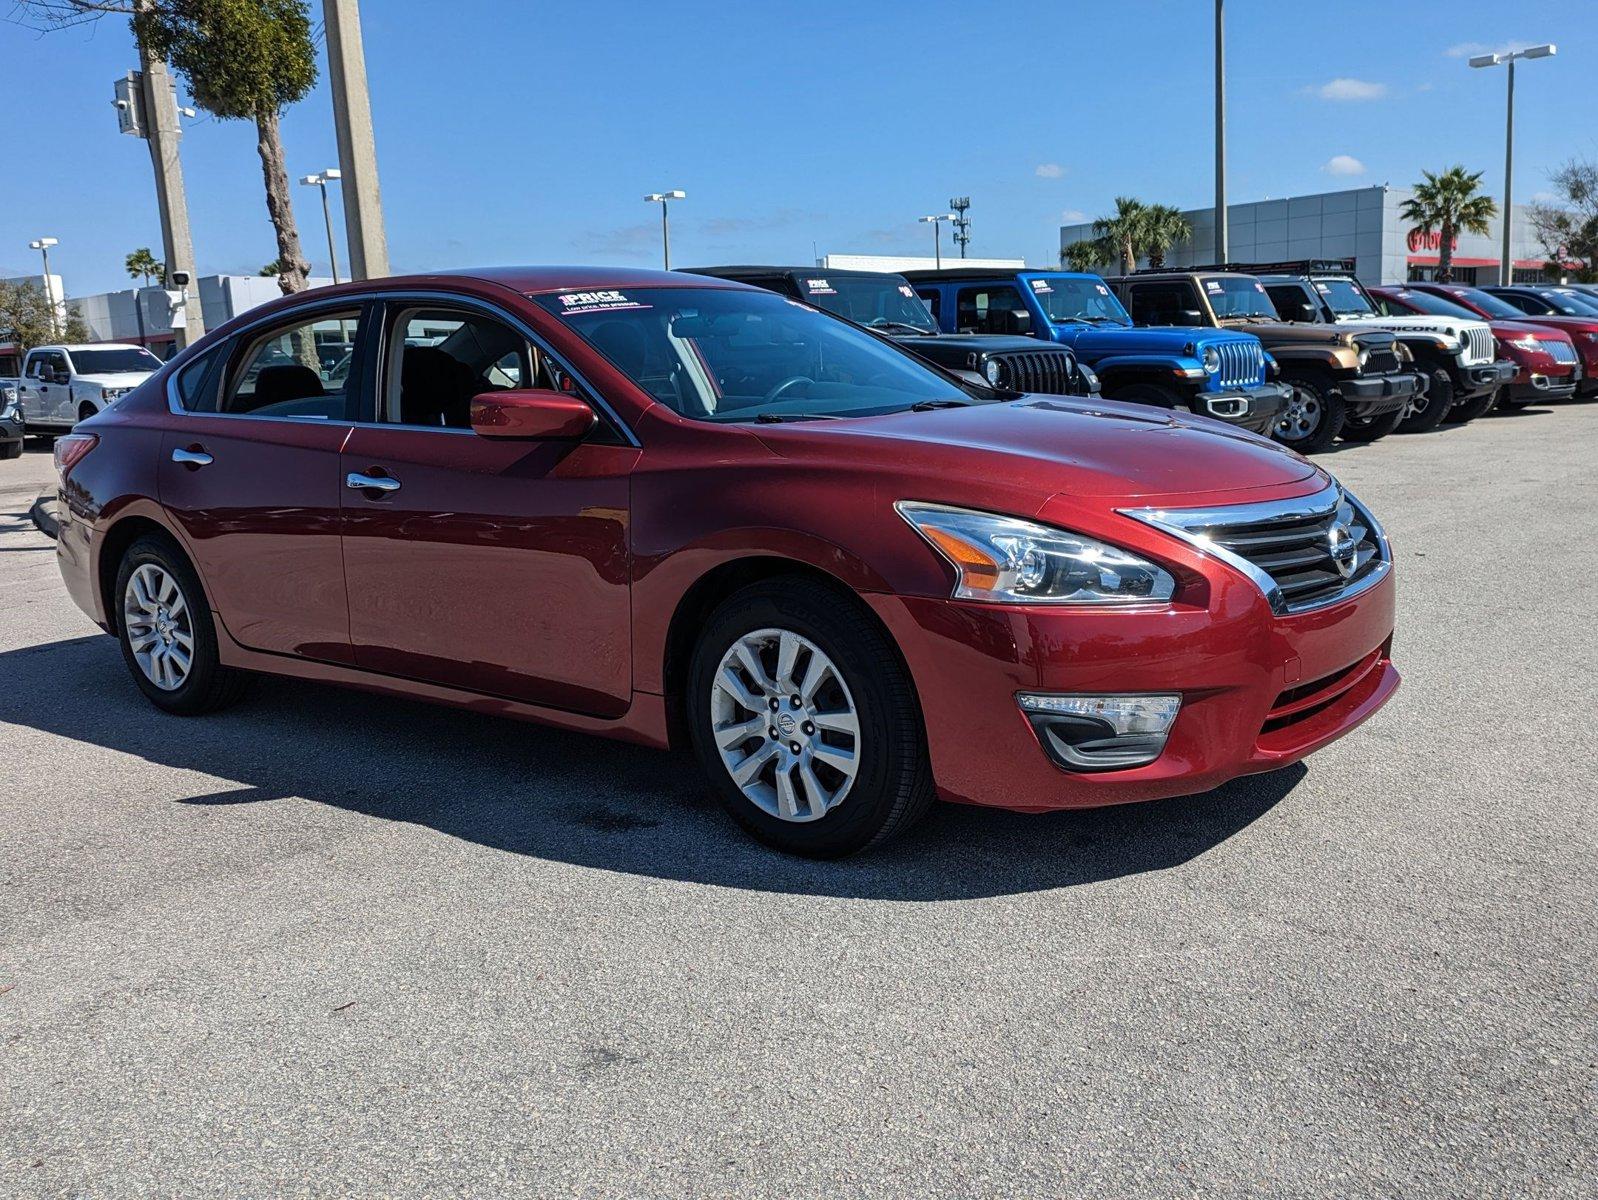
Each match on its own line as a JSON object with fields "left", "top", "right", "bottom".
{"left": 338, "top": 298, "right": 638, "bottom": 716}
{"left": 157, "top": 303, "right": 369, "bottom": 664}
{"left": 25, "top": 351, "right": 65, "bottom": 425}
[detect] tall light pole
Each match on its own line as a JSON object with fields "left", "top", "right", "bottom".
{"left": 1471, "top": 44, "right": 1556, "bottom": 286}
{"left": 301, "top": 169, "right": 344, "bottom": 284}
{"left": 29, "top": 238, "right": 60, "bottom": 338}
{"left": 919, "top": 214, "right": 955, "bottom": 268}
{"left": 644, "top": 191, "right": 686, "bottom": 269}
{"left": 1214, "top": 0, "right": 1228, "bottom": 264}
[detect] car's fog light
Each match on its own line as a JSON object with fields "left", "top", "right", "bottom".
{"left": 1016, "top": 693, "right": 1182, "bottom": 772}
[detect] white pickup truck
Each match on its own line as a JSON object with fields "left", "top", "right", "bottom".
{"left": 17, "top": 343, "right": 164, "bottom": 433}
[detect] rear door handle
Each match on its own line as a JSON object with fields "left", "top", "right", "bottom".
{"left": 346, "top": 471, "right": 401, "bottom": 493}
{"left": 171, "top": 446, "right": 213, "bottom": 467}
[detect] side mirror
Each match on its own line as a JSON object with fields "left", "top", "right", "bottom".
{"left": 469, "top": 388, "right": 597, "bottom": 440}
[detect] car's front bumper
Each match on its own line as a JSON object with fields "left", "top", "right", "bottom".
{"left": 1340, "top": 370, "right": 1422, "bottom": 415}
{"left": 865, "top": 566, "right": 1398, "bottom": 813}
{"left": 1193, "top": 381, "right": 1290, "bottom": 434}
{"left": 1, "top": 414, "right": 22, "bottom": 448}
{"left": 1456, "top": 359, "right": 1520, "bottom": 398}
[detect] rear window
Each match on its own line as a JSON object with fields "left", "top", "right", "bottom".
{"left": 67, "top": 347, "right": 163, "bottom": 374}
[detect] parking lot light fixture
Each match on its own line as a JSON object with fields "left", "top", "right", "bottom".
{"left": 29, "top": 237, "right": 61, "bottom": 338}
{"left": 644, "top": 191, "right": 687, "bottom": 270}
{"left": 919, "top": 214, "right": 956, "bottom": 269}
{"left": 300, "top": 170, "right": 345, "bottom": 285}
{"left": 1470, "top": 44, "right": 1557, "bottom": 286}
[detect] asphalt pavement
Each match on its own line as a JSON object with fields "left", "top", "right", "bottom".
{"left": 1, "top": 407, "right": 1593, "bottom": 1198}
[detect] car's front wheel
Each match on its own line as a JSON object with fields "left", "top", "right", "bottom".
{"left": 1274, "top": 372, "right": 1345, "bottom": 454}
{"left": 686, "top": 578, "right": 933, "bottom": 857}
{"left": 115, "top": 534, "right": 249, "bottom": 715}
{"left": 1397, "top": 368, "right": 1453, "bottom": 433}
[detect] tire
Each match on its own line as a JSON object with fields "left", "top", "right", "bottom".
{"left": 686, "top": 577, "right": 934, "bottom": 858}
{"left": 1339, "top": 404, "right": 1403, "bottom": 443}
{"left": 1105, "top": 382, "right": 1182, "bottom": 411}
{"left": 1493, "top": 386, "right": 1533, "bottom": 413}
{"left": 1397, "top": 368, "right": 1453, "bottom": 433}
{"left": 0, "top": 440, "right": 21, "bottom": 460}
{"left": 77, "top": 402, "right": 97, "bottom": 424}
{"left": 1443, "top": 387, "right": 1495, "bottom": 425}
{"left": 114, "top": 533, "right": 250, "bottom": 715}
{"left": 1274, "top": 372, "right": 1345, "bottom": 455}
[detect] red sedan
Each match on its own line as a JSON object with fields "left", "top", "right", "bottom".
{"left": 1409, "top": 283, "right": 1598, "bottom": 400}
{"left": 52, "top": 268, "right": 1399, "bottom": 856}
{"left": 1370, "top": 286, "right": 1581, "bottom": 410}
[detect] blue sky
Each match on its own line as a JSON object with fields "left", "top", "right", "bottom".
{"left": 2, "top": 0, "right": 1593, "bottom": 295}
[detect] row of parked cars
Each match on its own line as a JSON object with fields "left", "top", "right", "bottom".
{"left": 685, "top": 261, "right": 1598, "bottom": 455}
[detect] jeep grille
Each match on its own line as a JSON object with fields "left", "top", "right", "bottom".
{"left": 991, "top": 350, "right": 1075, "bottom": 395}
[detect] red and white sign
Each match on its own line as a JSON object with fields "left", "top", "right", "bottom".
{"left": 1406, "top": 228, "right": 1460, "bottom": 254}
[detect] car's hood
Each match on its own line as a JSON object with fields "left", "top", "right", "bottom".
{"left": 75, "top": 371, "right": 157, "bottom": 388}
{"left": 1497, "top": 313, "right": 1598, "bottom": 335}
{"left": 1492, "top": 320, "right": 1575, "bottom": 343}
{"left": 1333, "top": 314, "right": 1488, "bottom": 340}
{"left": 1054, "top": 324, "right": 1259, "bottom": 353}
{"left": 755, "top": 396, "right": 1321, "bottom": 500}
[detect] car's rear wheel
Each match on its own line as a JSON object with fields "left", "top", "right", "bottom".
{"left": 1493, "top": 386, "right": 1533, "bottom": 413}
{"left": 77, "top": 402, "right": 97, "bottom": 424}
{"left": 686, "top": 578, "right": 933, "bottom": 857}
{"left": 1274, "top": 372, "right": 1345, "bottom": 454}
{"left": 1443, "top": 387, "right": 1495, "bottom": 424}
{"left": 0, "top": 440, "right": 20, "bottom": 460}
{"left": 1397, "top": 368, "right": 1453, "bottom": 433}
{"left": 1339, "top": 405, "right": 1402, "bottom": 443}
{"left": 115, "top": 534, "right": 249, "bottom": 715}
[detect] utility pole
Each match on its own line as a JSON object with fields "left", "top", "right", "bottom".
{"left": 323, "top": 0, "right": 390, "bottom": 279}
{"left": 950, "top": 196, "right": 972, "bottom": 258}
{"left": 1470, "top": 45, "right": 1556, "bottom": 286}
{"left": 645, "top": 192, "right": 686, "bottom": 269}
{"left": 131, "top": 8, "right": 204, "bottom": 349}
{"left": 1214, "top": 0, "right": 1228, "bottom": 264}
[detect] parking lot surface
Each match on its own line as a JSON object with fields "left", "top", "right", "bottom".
{"left": 1, "top": 408, "right": 1594, "bottom": 1198}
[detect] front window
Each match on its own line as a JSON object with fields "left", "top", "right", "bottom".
{"left": 65, "top": 347, "right": 163, "bottom": 374}
{"left": 1023, "top": 274, "right": 1131, "bottom": 325}
{"left": 222, "top": 310, "right": 363, "bottom": 419}
{"left": 1203, "top": 276, "right": 1278, "bottom": 319}
{"left": 1449, "top": 288, "right": 1523, "bottom": 319}
{"left": 1314, "top": 278, "right": 1378, "bottom": 317}
{"left": 533, "top": 286, "right": 970, "bottom": 422}
{"left": 793, "top": 275, "right": 938, "bottom": 334}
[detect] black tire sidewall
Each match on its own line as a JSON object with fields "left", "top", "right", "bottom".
{"left": 114, "top": 534, "right": 228, "bottom": 715}
{"left": 686, "top": 581, "right": 925, "bottom": 858}
{"left": 1398, "top": 368, "right": 1453, "bottom": 433}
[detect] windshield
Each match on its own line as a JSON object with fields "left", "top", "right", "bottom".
{"left": 1542, "top": 288, "right": 1598, "bottom": 315}
{"left": 68, "top": 347, "right": 162, "bottom": 374}
{"left": 1024, "top": 275, "right": 1131, "bottom": 325}
{"left": 1449, "top": 287, "right": 1521, "bottom": 319}
{"left": 1316, "top": 278, "right": 1378, "bottom": 316}
{"left": 1386, "top": 289, "right": 1479, "bottom": 319}
{"left": 792, "top": 275, "right": 938, "bottom": 334}
{"left": 534, "top": 286, "right": 972, "bottom": 421}
{"left": 1205, "top": 276, "right": 1278, "bottom": 318}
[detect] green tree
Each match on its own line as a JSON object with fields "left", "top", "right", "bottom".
{"left": 125, "top": 247, "right": 165, "bottom": 286}
{"left": 260, "top": 258, "right": 287, "bottom": 278}
{"left": 1061, "top": 240, "right": 1105, "bottom": 273}
{"left": 0, "top": 279, "right": 91, "bottom": 350}
{"left": 134, "top": 0, "right": 318, "bottom": 295}
{"left": 1528, "top": 156, "right": 1598, "bottom": 281}
{"left": 1142, "top": 204, "right": 1192, "bottom": 269}
{"left": 1092, "top": 197, "right": 1149, "bottom": 276}
{"left": 1399, "top": 166, "right": 1497, "bottom": 283}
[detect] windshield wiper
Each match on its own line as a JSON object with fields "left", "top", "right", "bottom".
{"left": 753, "top": 411, "right": 841, "bottom": 423}
{"left": 869, "top": 319, "right": 934, "bottom": 335}
{"left": 907, "top": 398, "right": 970, "bottom": 411}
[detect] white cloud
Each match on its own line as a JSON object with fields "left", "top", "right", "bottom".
{"left": 1323, "top": 155, "right": 1367, "bottom": 177}
{"left": 1311, "top": 78, "right": 1389, "bottom": 101}
{"left": 1035, "top": 163, "right": 1064, "bottom": 179}
{"left": 1060, "top": 209, "right": 1089, "bottom": 224}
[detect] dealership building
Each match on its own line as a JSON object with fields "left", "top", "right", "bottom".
{"left": 1060, "top": 184, "right": 1558, "bottom": 285}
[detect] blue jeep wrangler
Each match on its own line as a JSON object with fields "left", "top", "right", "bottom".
{"left": 904, "top": 268, "right": 1290, "bottom": 434}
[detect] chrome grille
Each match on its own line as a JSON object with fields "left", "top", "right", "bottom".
{"left": 1122, "top": 481, "right": 1390, "bottom": 615}
{"left": 1463, "top": 325, "right": 1495, "bottom": 364}
{"left": 1547, "top": 339, "right": 1579, "bottom": 364}
{"left": 991, "top": 350, "right": 1076, "bottom": 395}
{"left": 1213, "top": 340, "right": 1265, "bottom": 389}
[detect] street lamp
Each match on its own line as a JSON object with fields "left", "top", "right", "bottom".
{"left": 644, "top": 190, "right": 686, "bottom": 270}
{"left": 300, "top": 169, "right": 344, "bottom": 284}
{"left": 28, "top": 237, "right": 60, "bottom": 338}
{"left": 1470, "top": 44, "right": 1556, "bottom": 286}
{"left": 919, "top": 214, "right": 955, "bottom": 269}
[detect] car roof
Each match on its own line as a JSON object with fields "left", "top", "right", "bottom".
{"left": 681, "top": 265, "right": 902, "bottom": 282}
{"left": 373, "top": 265, "right": 753, "bottom": 295}
{"left": 48, "top": 343, "right": 150, "bottom": 353}
{"left": 901, "top": 267, "right": 1052, "bottom": 282}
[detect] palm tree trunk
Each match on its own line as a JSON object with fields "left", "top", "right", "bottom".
{"left": 255, "top": 107, "right": 310, "bottom": 295}
{"left": 1438, "top": 220, "right": 1454, "bottom": 282}
{"left": 1122, "top": 235, "right": 1135, "bottom": 275}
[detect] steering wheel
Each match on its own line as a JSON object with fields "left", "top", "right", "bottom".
{"left": 762, "top": 375, "right": 815, "bottom": 405}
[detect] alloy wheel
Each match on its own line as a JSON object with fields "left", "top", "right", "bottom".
{"left": 709, "top": 628, "right": 860, "bottom": 823}
{"left": 1277, "top": 385, "right": 1322, "bottom": 441}
{"left": 122, "top": 563, "right": 194, "bottom": 691}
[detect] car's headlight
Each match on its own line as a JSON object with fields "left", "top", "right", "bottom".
{"left": 895, "top": 502, "right": 1175, "bottom": 605}
{"left": 1358, "top": 347, "right": 1371, "bottom": 368}
{"left": 1509, "top": 335, "right": 1543, "bottom": 353}
{"left": 983, "top": 358, "right": 1004, "bottom": 385}
{"left": 1581, "top": 331, "right": 1598, "bottom": 344}
{"left": 1202, "top": 345, "right": 1221, "bottom": 374}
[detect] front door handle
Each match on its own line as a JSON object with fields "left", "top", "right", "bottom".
{"left": 171, "top": 446, "right": 213, "bottom": 467}
{"left": 346, "top": 471, "right": 401, "bottom": 493}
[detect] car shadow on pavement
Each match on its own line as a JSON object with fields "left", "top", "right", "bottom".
{"left": 1, "top": 635, "right": 1303, "bottom": 901}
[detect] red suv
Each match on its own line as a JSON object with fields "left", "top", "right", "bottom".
{"left": 52, "top": 268, "right": 1399, "bottom": 856}
{"left": 1410, "top": 283, "right": 1598, "bottom": 400}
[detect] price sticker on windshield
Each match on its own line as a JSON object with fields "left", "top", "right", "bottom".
{"left": 1030, "top": 279, "right": 1054, "bottom": 294}
{"left": 1315, "top": 282, "right": 1331, "bottom": 294}
{"left": 804, "top": 278, "right": 837, "bottom": 295}
{"left": 556, "top": 290, "right": 650, "bottom": 315}
{"left": 1095, "top": 284, "right": 1109, "bottom": 295}
{"left": 1205, "top": 280, "right": 1222, "bottom": 292}
{"left": 898, "top": 285, "right": 916, "bottom": 297}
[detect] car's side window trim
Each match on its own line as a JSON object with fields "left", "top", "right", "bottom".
{"left": 363, "top": 291, "right": 640, "bottom": 447}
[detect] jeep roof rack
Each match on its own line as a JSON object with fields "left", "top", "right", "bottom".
{"left": 1125, "top": 266, "right": 1259, "bottom": 276}
{"left": 1179, "top": 259, "right": 1357, "bottom": 277}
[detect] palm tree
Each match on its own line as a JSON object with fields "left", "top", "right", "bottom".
{"left": 1400, "top": 166, "right": 1498, "bottom": 282}
{"left": 1061, "top": 240, "right": 1104, "bottom": 273}
{"left": 125, "top": 247, "right": 164, "bottom": 287}
{"left": 1142, "top": 205, "right": 1193, "bottom": 269}
{"left": 1092, "top": 197, "right": 1149, "bottom": 275}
